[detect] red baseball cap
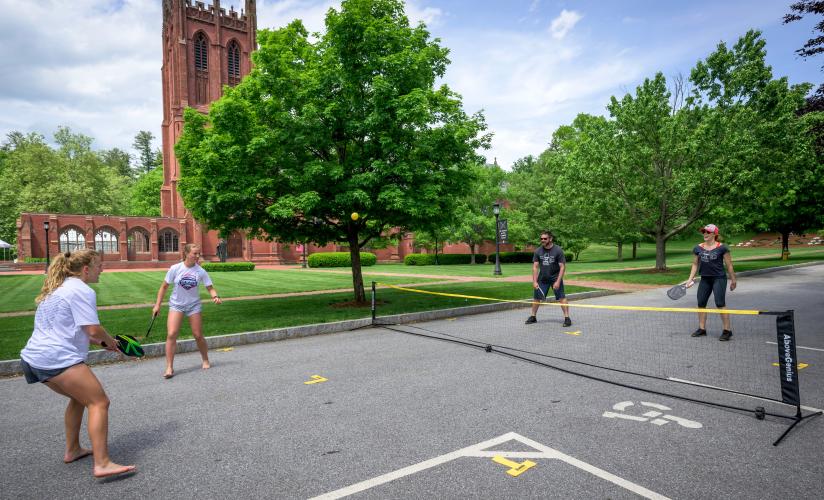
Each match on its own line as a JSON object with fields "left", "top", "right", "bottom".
{"left": 700, "top": 224, "right": 719, "bottom": 234}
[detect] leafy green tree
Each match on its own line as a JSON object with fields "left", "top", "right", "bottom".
{"left": 443, "top": 162, "right": 506, "bottom": 263}
{"left": 0, "top": 128, "right": 130, "bottom": 244}
{"left": 127, "top": 167, "right": 163, "bottom": 216}
{"left": 175, "top": 0, "right": 488, "bottom": 302}
{"left": 563, "top": 32, "right": 798, "bottom": 270}
{"left": 505, "top": 139, "right": 591, "bottom": 259}
{"left": 728, "top": 82, "right": 824, "bottom": 257}
{"left": 99, "top": 147, "right": 134, "bottom": 179}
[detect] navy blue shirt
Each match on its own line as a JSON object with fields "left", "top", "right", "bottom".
{"left": 533, "top": 244, "right": 566, "bottom": 283}
{"left": 693, "top": 244, "right": 729, "bottom": 277}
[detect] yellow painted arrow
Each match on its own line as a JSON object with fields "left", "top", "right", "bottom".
{"left": 216, "top": 347, "right": 234, "bottom": 352}
{"left": 564, "top": 330, "right": 582, "bottom": 336}
{"left": 304, "top": 375, "right": 328, "bottom": 385}
{"left": 772, "top": 362, "right": 809, "bottom": 370}
{"left": 492, "top": 456, "right": 536, "bottom": 477}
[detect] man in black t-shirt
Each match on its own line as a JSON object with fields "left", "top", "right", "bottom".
{"left": 525, "top": 230, "right": 571, "bottom": 327}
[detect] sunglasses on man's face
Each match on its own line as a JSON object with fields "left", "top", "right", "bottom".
{"left": 540, "top": 237, "right": 549, "bottom": 240}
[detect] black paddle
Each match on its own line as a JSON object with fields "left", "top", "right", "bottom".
{"left": 667, "top": 282, "right": 688, "bottom": 300}
{"left": 144, "top": 312, "right": 158, "bottom": 342}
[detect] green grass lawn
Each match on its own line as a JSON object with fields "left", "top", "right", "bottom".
{"left": 365, "top": 244, "right": 824, "bottom": 277}
{"left": 0, "top": 269, "right": 439, "bottom": 314}
{"left": 0, "top": 281, "right": 591, "bottom": 361}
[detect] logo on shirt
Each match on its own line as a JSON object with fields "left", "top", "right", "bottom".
{"left": 700, "top": 250, "right": 718, "bottom": 263}
{"left": 179, "top": 274, "right": 198, "bottom": 290}
{"left": 542, "top": 255, "right": 555, "bottom": 265}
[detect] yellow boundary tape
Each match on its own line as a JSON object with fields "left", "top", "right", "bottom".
{"left": 377, "top": 283, "right": 762, "bottom": 316}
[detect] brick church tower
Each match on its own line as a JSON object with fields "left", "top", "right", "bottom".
{"left": 160, "top": 0, "right": 257, "bottom": 219}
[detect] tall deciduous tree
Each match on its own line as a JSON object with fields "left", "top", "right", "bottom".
{"left": 127, "top": 167, "right": 163, "bottom": 217}
{"left": 564, "top": 32, "right": 796, "bottom": 270}
{"left": 444, "top": 162, "right": 506, "bottom": 263}
{"left": 0, "top": 129, "right": 130, "bottom": 244}
{"left": 99, "top": 147, "right": 134, "bottom": 179}
{"left": 176, "top": 0, "right": 488, "bottom": 302}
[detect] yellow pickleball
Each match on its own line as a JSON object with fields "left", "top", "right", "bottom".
{"left": 351, "top": 212, "right": 359, "bottom": 221}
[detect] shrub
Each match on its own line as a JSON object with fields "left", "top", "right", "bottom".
{"left": 200, "top": 262, "right": 256, "bottom": 272}
{"left": 404, "top": 253, "right": 487, "bottom": 265}
{"left": 308, "top": 252, "right": 376, "bottom": 268}
{"left": 488, "top": 251, "right": 533, "bottom": 263}
{"left": 24, "top": 257, "right": 48, "bottom": 263}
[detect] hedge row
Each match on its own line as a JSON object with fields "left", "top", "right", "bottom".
{"left": 308, "top": 252, "right": 376, "bottom": 268}
{"left": 493, "top": 251, "right": 534, "bottom": 263}
{"left": 404, "top": 253, "right": 488, "bottom": 265}
{"left": 24, "top": 257, "right": 47, "bottom": 263}
{"left": 200, "top": 262, "right": 256, "bottom": 272}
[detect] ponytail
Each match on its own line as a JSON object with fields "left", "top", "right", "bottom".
{"left": 36, "top": 249, "right": 101, "bottom": 304}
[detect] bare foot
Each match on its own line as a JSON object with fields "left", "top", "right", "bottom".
{"left": 202, "top": 360, "right": 211, "bottom": 370}
{"left": 64, "top": 447, "right": 93, "bottom": 463}
{"left": 163, "top": 368, "right": 174, "bottom": 379}
{"left": 93, "top": 462, "right": 136, "bottom": 478}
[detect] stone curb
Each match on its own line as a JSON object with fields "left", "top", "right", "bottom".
{"left": 0, "top": 289, "right": 618, "bottom": 377}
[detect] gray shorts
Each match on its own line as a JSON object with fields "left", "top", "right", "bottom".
{"left": 21, "top": 359, "right": 82, "bottom": 384}
{"left": 169, "top": 301, "right": 202, "bottom": 317}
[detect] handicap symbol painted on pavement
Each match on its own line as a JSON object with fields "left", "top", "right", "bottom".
{"left": 602, "top": 401, "right": 702, "bottom": 429}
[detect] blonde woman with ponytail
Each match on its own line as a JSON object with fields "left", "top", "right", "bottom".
{"left": 20, "top": 249, "right": 136, "bottom": 479}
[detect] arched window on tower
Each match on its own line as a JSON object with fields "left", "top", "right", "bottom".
{"left": 194, "top": 32, "right": 209, "bottom": 104}
{"left": 227, "top": 40, "right": 241, "bottom": 86}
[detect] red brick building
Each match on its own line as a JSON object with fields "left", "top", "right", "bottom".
{"left": 15, "top": 0, "right": 504, "bottom": 269}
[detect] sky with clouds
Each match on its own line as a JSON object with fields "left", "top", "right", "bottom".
{"left": 0, "top": 0, "right": 820, "bottom": 169}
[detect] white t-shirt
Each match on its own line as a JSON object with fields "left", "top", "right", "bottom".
{"left": 21, "top": 277, "right": 100, "bottom": 369}
{"left": 165, "top": 262, "right": 213, "bottom": 309}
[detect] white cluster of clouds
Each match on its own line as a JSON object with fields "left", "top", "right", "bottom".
{"left": 0, "top": 0, "right": 818, "bottom": 169}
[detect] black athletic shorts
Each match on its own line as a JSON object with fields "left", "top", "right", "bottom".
{"left": 696, "top": 276, "right": 727, "bottom": 308}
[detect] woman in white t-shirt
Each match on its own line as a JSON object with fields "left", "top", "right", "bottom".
{"left": 152, "top": 244, "right": 221, "bottom": 379}
{"left": 20, "top": 249, "right": 136, "bottom": 478}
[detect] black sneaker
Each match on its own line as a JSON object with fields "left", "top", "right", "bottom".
{"left": 525, "top": 316, "right": 537, "bottom": 324}
{"left": 719, "top": 330, "right": 733, "bottom": 341}
{"left": 691, "top": 328, "right": 707, "bottom": 337}
{"left": 562, "top": 317, "right": 572, "bottom": 327}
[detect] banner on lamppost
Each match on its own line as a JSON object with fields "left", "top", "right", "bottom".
{"left": 497, "top": 219, "right": 508, "bottom": 244}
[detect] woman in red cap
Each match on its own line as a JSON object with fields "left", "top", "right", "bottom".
{"left": 685, "top": 224, "right": 737, "bottom": 340}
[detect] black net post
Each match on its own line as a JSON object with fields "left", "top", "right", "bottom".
{"left": 775, "top": 310, "right": 800, "bottom": 409}
{"left": 371, "top": 281, "right": 376, "bottom": 323}
{"left": 772, "top": 309, "right": 823, "bottom": 446}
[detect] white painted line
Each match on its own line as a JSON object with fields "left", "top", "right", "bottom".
{"left": 667, "top": 377, "right": 824, "bottom": 413}
{"left": 310, "top": 432, "right": 671, "bottom": 500}
{"left": 765, "top": 341, "right": 824, "bottom": 352}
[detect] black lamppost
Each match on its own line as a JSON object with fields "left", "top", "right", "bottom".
{"left": 301, "top": 242, "right": 308, "bottom": 269}
{"left": 492, "top": 203, "right": 502, "bottom": 276}
{"left": 43, "top": 220, "right": 50, "bottom": 274}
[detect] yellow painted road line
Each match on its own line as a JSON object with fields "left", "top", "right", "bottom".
{"left": 304, "top": 375, "right": 328, "bottom": 385}
{"left": 377, "top": 283, "right": 762, "bottom": 315}
{"left": 492, "top": 455, "right": 536, "bottom": 477}
{"left": 216, "top": 347, "right": 234, "bottom": 352}
{"left": 564, "top": 330, "right": 582, "bottom": 336}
